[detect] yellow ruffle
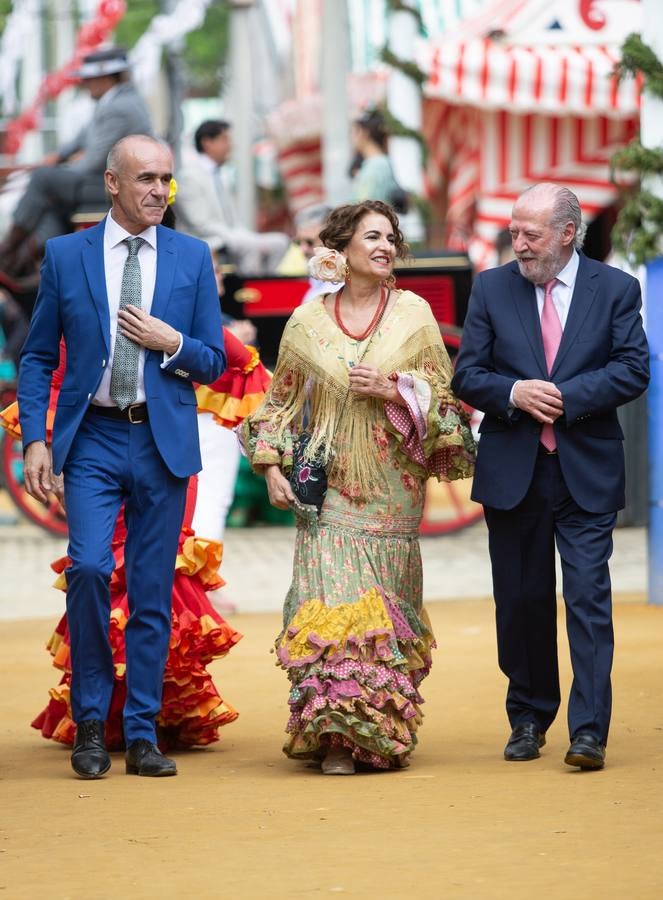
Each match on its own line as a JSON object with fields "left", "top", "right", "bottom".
{"left": 52, "top": 536, "right": 224, "bottom": 592}
{"left": 0, "top": 400, "right": 20, "bottom": 439}
{"left": 53, "top": 572, "right": 66, "bottom": 593}
{"left": 175, "top": 535, "right": 224, "bottom": 588}
{"left": 241, "top": 345, "right": 260, "bottom": 374}
{"left": 278, "top": 587, "right": 395, "bottom": 661}
{"left": 195, "top": 386, "right": 266, "bottom": 427}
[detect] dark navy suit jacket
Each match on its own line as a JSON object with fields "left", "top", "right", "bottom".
{"left": 18, "top": 220, "right": 226, "bottom": 478}
{"left": 451, "top": 254, "right": 649, "bottom": 513}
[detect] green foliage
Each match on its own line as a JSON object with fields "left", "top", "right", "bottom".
{"left": 114, "top": 0, "right": 160, "bottom": 50}
{"left": 380, "top": 105, "right": 428, "bottom": 161}
{"left": 382, "top": 1, "right": 429, "bottom": 231}
{"left": 182, "top": 1, "right": 230, "bottom": 95}
{"left": 611, "top": 36, "right": 663, "bottom": 265}
{"left": 0, "top": 0, "right": 13, "bottom": 32}
{"left": 380, "top": 47, "right": 426, "bottom": 87}
{"left": 612, "top": 138, "right": 663, "bottom": 175}
{"left": 617, "top": 33, "right": 663, "bottom": 100}
{"left": 385, "top": 0, "right": 425, "bottom": 35}
{"left": 611, "top": 189, "right": 663, "bottom": 263}
{"left": 114, "top": 0, "right": 229, "bottom": 95}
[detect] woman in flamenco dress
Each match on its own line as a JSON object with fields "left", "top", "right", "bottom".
{"left": 1, "top": 327, "right": 270, "bottom": 750}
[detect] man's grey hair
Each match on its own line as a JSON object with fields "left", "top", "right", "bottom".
{"left": 519, "top": 183, "right": 587, "bottom": 249}
{"left": 106, "top": 134, "right": 170, "bottom": 172}
{"left": 294, "top": 204, "right": 331, "bottom": 229}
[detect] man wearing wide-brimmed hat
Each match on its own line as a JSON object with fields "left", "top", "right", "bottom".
{"left": 0, "top": 46, "right": 152, "bottom": 276}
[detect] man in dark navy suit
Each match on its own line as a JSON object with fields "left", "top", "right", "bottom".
{"left": 19, "top": 135, "right": 225, "bottom": 779}
{"left": 451, "top": 184, "right": 649, "bottom": 770}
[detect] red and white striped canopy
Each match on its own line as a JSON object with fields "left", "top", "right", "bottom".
{"left": 421, "top": 0, "right": 642, "bottom": 269}
{"left": 424, "top": 39, "right": 640, "bottom": 119}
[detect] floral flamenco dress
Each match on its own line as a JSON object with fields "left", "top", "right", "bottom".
{"left": 243, "top": 290, "right": 475, "bottom": 768}
{"left": 1, "top": 329, "right": 270, "bottom": 750}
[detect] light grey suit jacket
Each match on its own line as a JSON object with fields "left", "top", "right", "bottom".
{"left": 57, "top": 82, "right": 153, "bottom": 175}
{"left": 175, "top": 155, "right": 238, "bottom": 253}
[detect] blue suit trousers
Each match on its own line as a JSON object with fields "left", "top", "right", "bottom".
{"left": 483, "top": 452, "right": 616, "bottom": 745}
{"left": 63, "top": 412, "right": 188, "bottom": 744}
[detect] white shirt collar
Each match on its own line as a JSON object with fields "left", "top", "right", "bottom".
{"left": 105, "top": 210, "right": 157, "bottom": 251}
{"left": 554, "top": 249, "right": 579, "bottom": 288}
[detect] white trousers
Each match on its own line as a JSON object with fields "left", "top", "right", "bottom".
{"left": 191, "top": 412, "right": 241, "bottom": 543}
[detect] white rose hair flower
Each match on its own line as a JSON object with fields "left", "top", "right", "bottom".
{"left": 308, "top": 247, "right": 347, "bottom": 283}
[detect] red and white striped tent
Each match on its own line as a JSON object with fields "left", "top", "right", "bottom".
{"left": 421, "top": 0, "right": 642, "bottom": 269}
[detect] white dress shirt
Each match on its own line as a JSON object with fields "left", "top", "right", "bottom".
{"left": 533, "top": 249, "right": 579, "bottom": 329}
{"left": 93, "top": 212, "right": 181, "bottom": 406}
{"left": 509, "top": 249, "right": 580, "bottom": 406}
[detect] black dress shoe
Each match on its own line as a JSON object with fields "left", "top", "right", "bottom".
{"left": 564, "top": 733, "right": 606, "bottom": 770}
{"left": 504, "top": 723, "right": 546, "bottom": 761}
{"left": 71, "top": 719, "right": 111, "bottom": 779}
{"left": 126, "top": 739, "right": 177, "bottom": 777}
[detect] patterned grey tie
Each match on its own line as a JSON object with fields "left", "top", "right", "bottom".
{"left": 109, "top": 236, "right": 145, "bottom": 410}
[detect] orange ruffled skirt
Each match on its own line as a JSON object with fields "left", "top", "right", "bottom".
{"left": 32, "top": 516, "right": 242, "bottom": 751}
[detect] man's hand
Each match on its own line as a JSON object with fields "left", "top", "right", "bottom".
{"left": 117, "top": 306, "right": 181, "bottom": 355}
{"left": 264, "top": 464, "right": 296, "bottom": 510}
{"left": 513, "top": 379, "right": 564, "bottom": 424}
{"left": 23, "top": 441, "right": 53, "bottom": 504}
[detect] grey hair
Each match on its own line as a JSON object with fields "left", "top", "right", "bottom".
{"left": 294, "top": 204, "right": 331, "bottom": 229}
{"left": 520, "top": 183, "right": 587, "bottom": 249}
{"left": 106, "top": 134, "right": 170, "bottom": 172}
{"left": 549, "top": 186, "right": 587, "bottom": 249}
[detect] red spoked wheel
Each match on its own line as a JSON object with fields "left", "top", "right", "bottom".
{"left": 1, "top": 432, "right": 68, "bottom": 536}
{"left": 419, "top": 324, "right": 483, "bottom": 536}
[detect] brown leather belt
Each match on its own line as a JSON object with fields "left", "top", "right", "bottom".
{"left": 88, "top": 403, "right": 148, "bottom": 424}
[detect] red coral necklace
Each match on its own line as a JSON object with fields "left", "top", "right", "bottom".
{"left": 334, "top": 286, "right": 388, "bottom": 341}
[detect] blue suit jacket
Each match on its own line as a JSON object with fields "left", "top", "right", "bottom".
{"left": 451, "top": 254, "right": 649, "bottom": 513}
{"left": 18, "top": 220, "right": 226, "bottom": 478}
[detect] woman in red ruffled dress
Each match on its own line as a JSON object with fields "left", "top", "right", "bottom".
{"left": 1, "top": 328, "right": 270, "bottom": 750}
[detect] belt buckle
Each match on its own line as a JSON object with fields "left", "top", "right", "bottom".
{"left": 127, "top": 404, "right": 144, "bottom": 424}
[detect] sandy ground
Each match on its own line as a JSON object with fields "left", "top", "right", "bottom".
{"left": 1, "top": 597, "right": 662, "bottom": 900}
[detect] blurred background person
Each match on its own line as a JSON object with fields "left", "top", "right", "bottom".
{"left": 276, "top": 203, "right": 344, "bottom": 304}
{"left": 350, "top": 109, "right": 408, "bottom": 214}
{"left": 176, "top": 120, "right": 288, "bottom": 275}
{"left": 0, "top": 47, "right": 152, "bottom": 277}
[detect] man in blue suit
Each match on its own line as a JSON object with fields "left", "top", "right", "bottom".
{"left": 19, "top": 135, "right": 225, "bottom": 779}
{"left": 451, "top": 183, "right": 649, "bottom": 770}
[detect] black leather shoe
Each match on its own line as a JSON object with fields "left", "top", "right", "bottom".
{"left": 504, "top": 723, "right": 546, "bottom": 761}
{"left": 71, "top": 719, "right": 111, "bottom": 779}
{"left": 564, "top": 733, "right": 606, "bottom": 770}
{"left": 125, "top": 739, "right": 177, "bottom": 777}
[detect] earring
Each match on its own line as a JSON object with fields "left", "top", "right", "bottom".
{"left": 343, "top": 263, "right": 351, "bottom": 281}
{"left": 384, "top": 273, "right": 396, "bottom": 289}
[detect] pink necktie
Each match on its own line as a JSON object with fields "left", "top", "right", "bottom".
{"left": 540, "top": 278, "right": 562, "bottom": 451}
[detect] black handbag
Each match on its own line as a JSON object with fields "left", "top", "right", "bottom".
{"left": 288, "top": 290, "right": 390, "bottom": 514}
{"left": 289, "top": 430, "right": 329, "bottom": 512}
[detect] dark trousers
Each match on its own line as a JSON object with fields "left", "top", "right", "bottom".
{"left": 483, "top": 452, "right": 616, "bottom": 744}
{"left": 63, "top": 412, "right": 188, "bottom": 744}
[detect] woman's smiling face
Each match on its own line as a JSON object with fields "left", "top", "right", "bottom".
{"left": 344, "top": 213, "right": 396, "bottom": 281}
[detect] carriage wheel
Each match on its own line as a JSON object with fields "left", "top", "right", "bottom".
{"left": 1, "top": 433, "right": 68, "bottom": 536}
{"left": 419, "top": 325, "right": 484, "bottom": 536}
